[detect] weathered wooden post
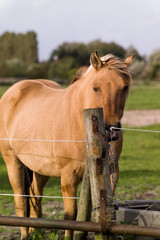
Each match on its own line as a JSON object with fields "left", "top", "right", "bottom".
{"left": 73, "top": 160, "right": 91, "bottom": 240}
{"left": 74, "top": 108, "right": 113, "bottom": 240}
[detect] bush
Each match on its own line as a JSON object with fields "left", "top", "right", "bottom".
{"left": 150, "top": 64, "right": 160, "bottom": 80}
{"left": 0, "top": 58, "right": 27, "bottom": 77}
{"left": 48, "top": 57, "right": 77, "bottom": 84}
{"left": 143, "top": 49, "right": 160, "bottom": 80}
{"left": 27, "top": 62, "right": 49, "bottom": 79}
{"left": 129, "top": 60, "right": 146, "bottom": 79}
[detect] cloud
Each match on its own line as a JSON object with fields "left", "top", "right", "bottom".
{"left": 0, "top": 0, "right": 15, "bottom": 11}
{"left": 32, "top": 0, "right": 52, "bottom": 8}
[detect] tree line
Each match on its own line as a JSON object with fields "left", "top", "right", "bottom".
{"left": 0, "top": 31, "right": 160, "bottom": 84}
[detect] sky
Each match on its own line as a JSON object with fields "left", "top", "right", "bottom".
{"left": 0, "top": 0, "right": 160, "bottom": 61}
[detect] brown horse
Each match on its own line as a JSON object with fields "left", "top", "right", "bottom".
{"left": 0, "top": 51, "right": 134, "bottom": 239}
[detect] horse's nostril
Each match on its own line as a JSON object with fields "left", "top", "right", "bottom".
{"left": 105, "top": 122, "right": 121, "bottom": 132}
{"left": 112, "top": 122, "right": 121, "bottom": 132}
{"left": 105, "top": 124, "right": 112, "bottom": 131}
{"left": 118, "top": 122, "right": 121, "bottom": 128}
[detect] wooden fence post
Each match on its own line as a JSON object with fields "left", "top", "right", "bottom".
{"left": 83, "top": 108, "right": 113, "bottom": 239}
{"left": 73, "top": 160, "right": 91, "bottom": 240}
{"left": 83, "top": 108, "right": 113, "bottom": 240}
{"left": 74, "top": 108, "right": 113, "bottom": 240}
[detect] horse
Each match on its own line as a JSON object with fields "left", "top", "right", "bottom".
{"left": 0, "top": 51, "right": 134, "bottom": 239}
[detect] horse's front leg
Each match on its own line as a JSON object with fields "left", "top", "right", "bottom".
{"left": 61, "top": 168, "right": 80, "bottom": 239}
{"left": 3, "top": 153, "right": 28, "bottom": 240}
{"left": 110, "top": 161, "right": 119, "bottom": 195}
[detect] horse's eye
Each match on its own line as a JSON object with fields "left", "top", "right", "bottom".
{"left": 123, "top": 85, "right": 128, "bottom": 92}
{"left": 93, "top": 87, "right": 99, "bottom": 92}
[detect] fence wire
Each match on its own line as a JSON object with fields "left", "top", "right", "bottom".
{"left": 0, "top": 126, "right": 160, "bottom": 211}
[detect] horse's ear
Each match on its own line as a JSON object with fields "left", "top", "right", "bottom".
{"left": 125, "top": 54, "right": 135, "bottom": 66}
{"left": 90, "top": 51, "right": 103, "bottom": 71}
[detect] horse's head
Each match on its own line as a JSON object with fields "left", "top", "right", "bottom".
{"left": 84, "top": 51, "right": 134, "bottom": 142}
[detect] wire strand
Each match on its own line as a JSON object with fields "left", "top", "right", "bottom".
{"left": 110, "top": 126, "right": 160, "bottom": 134}
{"left": 0, "top": 138, "right": 86, "bottom": 143}
{"left": 0, "top": 193, "right": 80, "bottom": 200}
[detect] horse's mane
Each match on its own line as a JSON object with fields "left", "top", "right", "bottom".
{"left": 71, "top": 54, "right": 132, "bottom": 85}
{"left": 70, "top": 66, "right": 89, "bottom": 84}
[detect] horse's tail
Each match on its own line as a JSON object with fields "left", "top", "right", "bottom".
{"left": 24, "top": 166, "right": 33, "bottom": 217}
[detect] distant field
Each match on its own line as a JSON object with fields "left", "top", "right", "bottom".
{"left": 125, "top": 83, "right": 160, "bottom": 110}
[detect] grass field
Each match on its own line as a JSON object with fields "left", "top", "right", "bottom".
{"left": 117, "top": 124, "right": 160, "bottom": 200}
{"left": 0, "top": 86, "right": 9, "bottom": 98}
{"left": 0, "top": 82, "right": 160, "bottom": 238}
{"left": 125, "top": 84, "right": 160, "bottom": 110}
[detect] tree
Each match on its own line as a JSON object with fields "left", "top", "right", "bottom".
{"left": 143, "top": 49, "right": 160, "bottom": 80}
{"left": 27, "top": 62, "right": 49, "bottom": 79}
{"left": 48, "top": 57, "right": 78, "bottom": 84}
{"left": 88, "top": 40, "right": 126, "bottom": 58}
{"left": 0, "top": 32, "right": 15, "bottom": 62}
{"left": 50, "top": 42, "right": 89, "bottom": 66}
{"left": 14, "top": 33, "right": 26, "bottom": 63}
{"left": 0, "top": 31, "right": 38, "bottom": 66}
{"left": 24, "top": 31, "right": 38, "bottom": 64}
{"left": 125, "top": 46, "right": 146, "bottom": 79}
{"left": 50, "top": 40, "right": 126, "bottom": 66}
{"left": 125, "top": 45, "right": 144, "bottom": 60}
{"left": 48, "top": 40, "right": 126, "bottom": 83}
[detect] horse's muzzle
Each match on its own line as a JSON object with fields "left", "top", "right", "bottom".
{"left": 105, "top": 122, "right": 121, "bottom": 142}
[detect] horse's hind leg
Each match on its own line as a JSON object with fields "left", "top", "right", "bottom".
{"left": 2, "top": 152, "right": 28, "bottom": 240}
{"left": 28, "top": 172, "right": 49, "bottom": 234}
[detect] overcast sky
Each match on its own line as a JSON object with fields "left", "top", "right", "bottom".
{"left": 0, "top": 0, "right": 160, "bottom": 61}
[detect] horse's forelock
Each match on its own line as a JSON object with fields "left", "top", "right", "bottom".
{"left": 94, "top": 54, "right": 132, "bottom": 85}
{"left": 103, "top": 55, "right": 132, "bottom": 85}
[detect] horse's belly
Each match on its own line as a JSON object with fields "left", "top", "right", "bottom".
{"left": 17, "top": 154, "right": 61, "bottom": 177}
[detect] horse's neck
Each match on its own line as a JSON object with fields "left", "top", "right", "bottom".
{"left": 66, "top": 78, "right": 89, "bottom": 110}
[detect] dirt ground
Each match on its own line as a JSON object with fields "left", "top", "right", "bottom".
{"left": 122, "top": 109, "right": 160, "bottom": 127}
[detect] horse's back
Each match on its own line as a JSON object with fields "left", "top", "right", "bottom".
{"left": 33, "top": 79, "right": 63, "bottom": 89}
{"left": 0, "top": 79, "right": 62, "bottom": 108}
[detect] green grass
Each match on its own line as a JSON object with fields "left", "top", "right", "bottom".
{"left": 0, "top": 153, "right": 14, "bottom": 215}
{"left": 0, "top": 86, "right": 9, "bottom": 98}
{"left": 0, "top": 153, "right": 62, "bottom": 215}
{"left": 117, "top": 124, "right": 160, "bottom": 200}
{"left": 43, "top": 178, "right": 62, "bottom": 203}
{"left": 125, "top": 85, "right": 160, "bottom": 110}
